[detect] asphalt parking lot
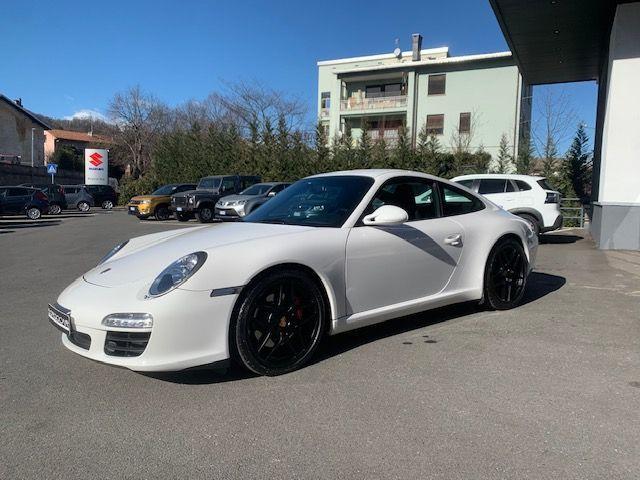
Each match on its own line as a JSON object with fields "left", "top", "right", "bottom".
{"left": 1, "top": 211, "right": 640, "bottom": 479}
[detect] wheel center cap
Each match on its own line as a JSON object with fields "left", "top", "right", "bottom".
{"left": 278, "top": 316, "right": 288, "bottom": 328}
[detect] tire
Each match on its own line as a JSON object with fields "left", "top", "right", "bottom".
{"left": 154, "top": 205, "right": 171, "bottom": 221}
{"left": 26, "top": 207, "right": 41, "bottom": 220}
{"left": 78, "top": 201, "right": 90, "bottom": 212}
{"left": 48, "top": 204, "right": 62, "bottom": 215}
{"left": 101, "top": 200, "right": 114, "bottom": 210}
{"left": 518, "top": 213, "right": 540, "bottom": 236}
{"left": 195, "top": 206, "right": 214, "bottom": 223}
{"left": 483, "top": 237, "right": 529, "bottom": 310}
{"left": 232, "top": 268, "right": 327, "bottom": 376}
{"left": 176, "top": 212, "right": 191, "bottom": 222}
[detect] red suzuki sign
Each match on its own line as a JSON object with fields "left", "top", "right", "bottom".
{"left": 85, "top": 149, "right": 108, "bottom": 185}
{"left": 89, "top": 152, "right": 103, "bottom": 167}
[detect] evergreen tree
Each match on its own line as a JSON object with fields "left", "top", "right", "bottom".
{"left": 314, "top": 122, "right": 330, "bottom": 172}
{"left": 492, "top": 133, "right": 514, "bottom": 173}
{"left": 516, "top": 136, "right": 534, "bottom": 174}
{"left": 357, "top": 119, "right": 372, "bottom": 168}
{"left": 562, "top": 123, "right": 592, "bottom": 202}
{"left": 370, "top": 138, "right": 389, "bottom": 169}
{"left": 390, "top": 125, "right": 412, "bottom": 169}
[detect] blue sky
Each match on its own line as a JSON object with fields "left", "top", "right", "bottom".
{"left": 1, "top": 0, "right": 596, "bottom": 151}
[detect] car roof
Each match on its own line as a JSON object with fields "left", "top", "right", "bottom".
{"left": 308, "top": 169, "right": 450, "bottom": 183}
{"left": 451, "top": 173, "right": 544, "bottom": 181}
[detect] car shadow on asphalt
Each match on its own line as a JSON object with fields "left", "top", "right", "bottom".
{"left": 145, "top": 272, "right": 565, "bottom": 385}
{"left": 539, "top": 233, "right": 584, "bottom": 244}
{"left": 0, "top": 220, "right": 61, "bottom": 231}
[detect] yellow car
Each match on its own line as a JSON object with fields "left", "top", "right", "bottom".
{"left": 127, "top": 183, "right": 197, "bottom": 221}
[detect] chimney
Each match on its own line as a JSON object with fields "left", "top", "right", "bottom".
{"left": 411, "top": 34, "right": 422, "bottom": 61}
{"left": 14, "top": 98, "right": 22, "bottom": 107}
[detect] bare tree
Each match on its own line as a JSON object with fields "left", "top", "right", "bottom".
{"left": 532, "top": 88, "right": 577, "bottom": 177}
{"left": 108, "top": 85, "right": 170, "bottom": 178}
{"left": 218, "top": 81, "right": 307, "bottom": 135}
{"left": 449, "top": 110, "right": 483, "bottom": 154}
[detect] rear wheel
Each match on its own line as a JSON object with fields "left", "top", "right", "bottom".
{"left": 232, "top": 269, "right": 327, "bottom": 376}
{"left": 101, "top": 200, "right": 114, "bottom": 210}
{"left": 196, "top": 206, "right": 214, "bottom": 223}
{"left": 26, "top": 207, "right": 41, "bottom": 220}
{"left": 483, "top": 238, "right": 528, "bottom": 310}
{"left": 176, "top": 212, "right": 191, "bottom": 222}
{"left": 154, "top": 205, "right": 171, "bottom": 221}
{"left": 78, "top": 201, "right": 90, "bottom": 212}
{"left": 48, "top": 204, "right": 62, "bottom": 215}
{"left": 518, "top": 213, "right": 540, "bottom": 236}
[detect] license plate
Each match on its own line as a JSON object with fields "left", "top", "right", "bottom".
{"left": 219, "top": 210, "right": 226, "bottom": 215}
{"left": 129, "top": 206, "right": 136, "bottom": 211}
{"left": 176, "top": 207, "right": 183, "bottom": 212}
{"left": 48, "top": 304, "right": 71, "bottom": 333}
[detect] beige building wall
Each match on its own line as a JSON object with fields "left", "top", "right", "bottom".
{"left": 0, "top": 101, "right": 46, "bottom": 166}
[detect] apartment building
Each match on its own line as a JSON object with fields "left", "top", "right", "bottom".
{"left": 317, "top": 34, "right": 531, "bottom": 159}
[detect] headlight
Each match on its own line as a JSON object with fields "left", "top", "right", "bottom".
{"left": 237, "top": 200, "right": 247, "bottom": 205}
{"left": 98, "top": 240, "right": 129, "bottom": 265}
{"left": 188, "top": 197, "right": 195, "bottom": 204}
{"left": 140, "top": 199, "right": 151, "bottom": 205}
{"left": 147, "top": 251, "right": 207, "bottom": 298}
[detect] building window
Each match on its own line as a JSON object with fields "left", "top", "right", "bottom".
{"left": 426, "top": 114, "right": 444, "bottom": 135}
{"left": 365, "top": 83, "right": 403, "bottom": 98}
{"left": 459, "top": 112, "right": 471, "bottom": 134}
{"left": 321, "top": 92, "right": 331, "bottom": 109}
{"left": 428, "top": 74, "right": 446, "bottom": 95}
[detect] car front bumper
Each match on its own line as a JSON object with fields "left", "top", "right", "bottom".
{"left": 127, "top": 204, "right": 152, "bottom": 216}
{"left": 52, "top": 277, "right": 238, "bottom": 371}
{"left": 215, "top": 207, "right": 244, "bottom": 220}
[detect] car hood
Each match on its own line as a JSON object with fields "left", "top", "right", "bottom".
{"left": 83, "top": 222, "right": 314, "bottom": 288}
{"left": 172, "top": 189, "right": 218, "bottom": 197}
{"left": 218, "top": 194, "right": 258, "bottom": 203}
{"left": 130, "top": 195, "right": 166, "bottom": 202}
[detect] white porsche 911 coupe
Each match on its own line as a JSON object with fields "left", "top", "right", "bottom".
{"left": 49, "top": 170, "right": 537, "bottom": 376}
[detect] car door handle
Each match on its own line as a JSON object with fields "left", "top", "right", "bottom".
{"left": 444, "top": 234, "right": 463, "bottom": 247}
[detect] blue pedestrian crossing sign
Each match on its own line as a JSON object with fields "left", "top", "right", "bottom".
{"left": 47, "top": 163, "right": 58, "bottom": 174}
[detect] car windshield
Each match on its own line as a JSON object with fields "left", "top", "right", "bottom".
{"left": 152, "top": 185, "right": 178, "bottom": 195}
{"left": 240, "top": 184, "right": 272, "bottom": 196}
{"left": 243, "top": 176, "right": 374, "bottom": 227}
{"left": 198, "top": 177, "right": 222, "bottom": 190}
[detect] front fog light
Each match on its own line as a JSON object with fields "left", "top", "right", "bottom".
{"left": 102, "top": 313, "right": 153, "bottom": 328}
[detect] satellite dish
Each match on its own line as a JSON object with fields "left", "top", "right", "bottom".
{"left": 393, "top": 47, "right": 402, "bottom": 58}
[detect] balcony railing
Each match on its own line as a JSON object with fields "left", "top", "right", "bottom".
{"left": 369, "top": 129, "right": 400, "bottom": 143}
{"left": 340, "top": 95, "right": 407, "bottom": 111}
{"left": 320, "top": 108, "right": 330, "bottom": 118}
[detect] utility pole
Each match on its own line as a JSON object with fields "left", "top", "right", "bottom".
{"left": 31, "top": 127, "right": 35, "bottom": 182}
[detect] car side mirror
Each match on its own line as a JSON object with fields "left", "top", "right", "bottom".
{"left": 362, "top": 205, "right": 408, "bottom": 226}
{"left": 267, "top": 191, "right": 277, "bottom": 197}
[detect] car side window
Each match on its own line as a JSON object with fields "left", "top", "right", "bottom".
{"left": 515, "top": 180, "right": 532, "bottom": 191}
{"left": 222, "top": 177, "right": 236, "bottom": 192}
{"left": 506, "top": 180, "right": 516, "bottom": 192}
{"left": 456, "top": 179, "right": 474, "bottom": 189}
{"left": 7, "top": 187, "right": 27, "bottom": 196}
{"left": 365, "top": 177, "right": 439, "bottom": 222}
{"left": 439, "top": 183, "right": 485, "bottom": 217}
{"left": 478, "top": 179, "right": 507, "bottom": 194}
{"left": 177, "top": 185, "right": 192, "bottom": 193}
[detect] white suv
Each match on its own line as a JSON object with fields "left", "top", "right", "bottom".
{"left": 451, "top": 174, "right": 563, "bottom": 235}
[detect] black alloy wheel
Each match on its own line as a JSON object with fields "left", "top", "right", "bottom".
{"left": 233, "top": 269, "right": 326, "bottom": 376}
{"left": 154, "top": 205, "right": 171, "bottom": 221}
{"left": 196, "top": 206, "right": 214, "bottom": 223}
{"left": 483, "top": 238, "right": 528, "bottom": 310}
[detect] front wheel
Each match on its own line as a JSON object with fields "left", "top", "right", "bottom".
{"left": 78, "top": 201, "right": 90, "bottom": 212}
{"left": 48, "top": 204, "right": 62, "bottom": 215}
{"left": 154, "top": 205, "right": 171, "bottom": 221}
{"left": 232, "top": 269, "right": 327, "bottom": 376}
{"left": 101, "top": 200, "right": 114, "bottom": 210}
{"left": 483, "top": 238, "right": 528, "bottom": 310}
{"left": 195, "top": 206, "right": 214, "bottom": 223}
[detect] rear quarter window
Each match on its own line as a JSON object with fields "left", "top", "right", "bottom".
{"left": 515, "top": 180, "right": 532, "bottom": 191}
{"left": 439, "top": 183, "right": 485, "bottom": 217}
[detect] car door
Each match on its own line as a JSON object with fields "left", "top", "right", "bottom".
{"left": 478, "top": 178, "right": 516, "bottom": 209}
{"left": 345, "top": 177, "right": 465, "bottom": 315}
{"left": 5, "top": 187, "right": 30, "bottom": 214}
{"left": 65, "top": 187, "right": 78, "bottom": 205}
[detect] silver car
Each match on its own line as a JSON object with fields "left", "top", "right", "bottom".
{"left": 215, "top": 182, "right": 290, "bottom": 220}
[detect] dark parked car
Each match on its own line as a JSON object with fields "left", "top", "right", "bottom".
{"left": 170, "top": 175, "right": 261, "bottom": 223}
{"left": 20, "top": 183, "right": 68, "bottom": 214}
{"left": 0, "top": 186, "right": 49, "bottom": 220}
{"left": 63, "top": 185, "right": 94, "bottom": 212}
{"left": 83, "top": 184, "right": 118, "bottom": 209}
{"left": 215, "top": 182, "right": 290, "bottom": 220}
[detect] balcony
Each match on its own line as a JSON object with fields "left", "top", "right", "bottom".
{"left": 369, "top": 129, "right": 400, "bottom": 143}
{"left": 340, "top": 95, "right": 407, "bottom": 113}
{"left": 320, "top": 108, "right": 330, "bottom": 118}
